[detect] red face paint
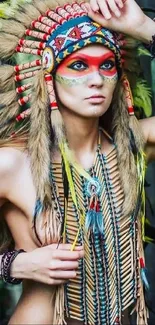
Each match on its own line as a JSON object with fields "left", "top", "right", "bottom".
{"left": 56, "top": 51, "right": 117, "bottom": 79}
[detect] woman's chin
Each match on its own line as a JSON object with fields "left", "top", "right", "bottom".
{"left": 84, "top": 104, "right": 108, "bottom": 118}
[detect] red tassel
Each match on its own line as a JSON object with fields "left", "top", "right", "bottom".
{"left": 96, "top": 201, "right": 100, "bottom": 212}
{"left": 122, "top": 76, "right": 135, "bottom": 116}
{"left": 140, "top": 257, "right": 145, "bottom": 269}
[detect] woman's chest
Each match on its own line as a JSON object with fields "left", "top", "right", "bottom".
{"left": 50, "top": 149, "right": 138, "bottom": 325}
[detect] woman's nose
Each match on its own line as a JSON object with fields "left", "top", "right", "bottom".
{"left": 87, "top": 71, "right": 103, "bottom": 88}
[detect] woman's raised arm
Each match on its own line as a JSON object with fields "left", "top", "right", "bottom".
{"left": 88, "top": 0, "right": 155, "bottom": 43}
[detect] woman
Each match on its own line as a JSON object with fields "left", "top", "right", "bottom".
{"left": 0, "top": 0, "right": 155, "bottom": 324}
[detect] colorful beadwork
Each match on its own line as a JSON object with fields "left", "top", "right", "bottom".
{"left": 46, "top": 16, "right": 121, "bottom": 75}
{"left": 51, "top": 139, "right": 139, "bottom": 325}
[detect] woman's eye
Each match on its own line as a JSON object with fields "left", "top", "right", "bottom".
{"left": 100, "top": 60, "right": 115, "bottom": 70}
{"left": 68, "top": 61, "right": 87, "bottom": 71}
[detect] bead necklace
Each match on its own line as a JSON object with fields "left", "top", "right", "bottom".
{"left": 53, "top": 130, "right": 138, "bottom": 325}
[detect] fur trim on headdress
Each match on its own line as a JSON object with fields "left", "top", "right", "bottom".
{"left": 0, "top": 65, "right": 15, "bottom": 91}
{"left": 112, "top": 76, "right": 146, "bottom": 216}
{"left": 28, "top": 69, "right": 52, "bottom": 205}
{"left": 112, "top": 82, "right": 137, "bottom": 215}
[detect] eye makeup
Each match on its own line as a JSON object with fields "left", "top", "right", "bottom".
{"left": 56, "top": 51, "right": 118, "bottom": 85}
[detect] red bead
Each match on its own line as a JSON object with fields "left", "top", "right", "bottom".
{"left": 14, "top": 75, "right": 20, "bottom": 82}
{"left": 18, "top": 39, "right": 24, "bottom": 46}
{"left": 14, "top": 65, "right": 19, "bottom": 72}
{"left": 140, "top": 257, "right": 145, "bottom": 269}
{"left": 15, "top": 46, "right": 21, "bottom": 52}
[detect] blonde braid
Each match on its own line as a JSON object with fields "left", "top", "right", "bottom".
{"left": 112, "top": 81, "right": 139, "bottom": 216}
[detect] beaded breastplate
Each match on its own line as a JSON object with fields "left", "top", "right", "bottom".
{"left": 51, "top": 143, "right": 139, "bottom": 325}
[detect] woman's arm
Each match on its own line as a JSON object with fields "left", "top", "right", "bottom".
{"left": 140, "top": 117, "right": 155, "bottom": 162}
{"left": 0, "top": 150, "right": 84, "bottom": 285}
{"left": 0, "top": 204, "right": 84, "bottom": 285}
{"left": 7, "top": 244, "right": 84, "bottom": 285}
{"left": 88, "top": 0, "right": 155, "bottom": 43}
{"left": 7, "top": 244, "right": 84, "bottom": 324}
{"left": 0, "top": 205, "right": 84, "bottom": 324}
{"left": 0, "top": 150, "right": 84, "bottom": 324}
{"left": 88, "top": 0, "right": 155, "bottom": 161}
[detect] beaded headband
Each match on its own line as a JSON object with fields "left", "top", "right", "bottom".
{"left": 42, "top": 16, "right": 122, "bottom": 75}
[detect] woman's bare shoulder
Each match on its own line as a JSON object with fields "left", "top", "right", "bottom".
{"left": 0, "top": 147, "right": 28, "bottom": 173}
{"left": 0, "top": 147, "right": 29, "bottom": 199}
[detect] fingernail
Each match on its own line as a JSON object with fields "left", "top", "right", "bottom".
{"left": 93, "top": 5, "right": 99, "bottom": 12}
{"left": 119, "top": 2, "right": 123, "bottom": 8}
{"left": 115, "top": 11, "right": 121, "bottom": 17}
{"left": 105, "top": 13, "right": 111, "bottom": 19}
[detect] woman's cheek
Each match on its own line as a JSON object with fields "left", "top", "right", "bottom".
{"left": 100, "top": 71, "right": 118, "bottom": 84}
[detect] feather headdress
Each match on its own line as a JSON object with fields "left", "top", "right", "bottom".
{"left": 0, "top": 0, "right": 151, "bottom": 230}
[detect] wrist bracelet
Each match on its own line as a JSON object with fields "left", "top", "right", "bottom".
{"left": 144, "top": 34, "right": 155, "bottom": 59}
{"left": 1, "top": 249, "right": 26, "bottom": 285}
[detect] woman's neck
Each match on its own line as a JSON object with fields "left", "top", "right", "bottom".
{"left": 64, "top": 118, "right": 98, "bottom": 152}
{"left": 62, "top": 112, "right": 99, "bottom": 169}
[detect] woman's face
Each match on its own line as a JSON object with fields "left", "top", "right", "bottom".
{"left": 55, "top": 44, "right": 118, "bottom": 118}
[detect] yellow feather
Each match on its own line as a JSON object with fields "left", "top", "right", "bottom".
{"left": 59, "top": 142, "right": 86, "bottom": 251}
{"left": 59, "top": 142, "right": 78, "bottom": 208}
{"left": 137, "top": 151, "right": 146, "bottom": 241}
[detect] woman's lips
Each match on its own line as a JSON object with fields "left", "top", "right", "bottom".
{"left": 86, "top": 95, "right": 106, "bottom": 104}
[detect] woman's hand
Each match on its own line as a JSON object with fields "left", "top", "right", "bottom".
{"left": 11, "top": 243, "right": 84, "bottom": 285}
{"left": 88, "top": 0, "right": 153, "bottom": 42}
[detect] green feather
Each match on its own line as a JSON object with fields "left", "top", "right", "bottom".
{"left": 132, "top": 80, "right": 152, "bottom": 117}
{"left": 138, "top": 47, "right": 151, "bottom": 57}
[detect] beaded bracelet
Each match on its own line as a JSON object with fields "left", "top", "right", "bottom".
{"left": 144, "top": 34, "right": 155, "bottom": 59}
{"left": 1, "top": 249, "right": 26, "bottom": 285}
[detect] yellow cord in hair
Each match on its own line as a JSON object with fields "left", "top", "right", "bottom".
{"left": 137, "top": 150, "right": 146, "bottom": 241}
{"left": 62, "top": 198, "right": 67, "bottom": 244}
{"left": 59, "top": 132, "right": 102, "bottom": 250}
{"left": 59, "top": 142, "right": 78, "bottom": 207}
{"left": 59, "top": 141, "right": 85, "bottom": 250}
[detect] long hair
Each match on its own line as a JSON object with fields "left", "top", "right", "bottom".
{"left": 0, "top": 0, "right": 148, "bottom": 252}
{"left": 0, "top": 78, "right": 145, "bottom": 252}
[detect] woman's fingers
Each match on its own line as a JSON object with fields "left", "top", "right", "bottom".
{"left": 116, "top": 0, "right": 124, "bottom": 8}
{"left": 49, "top": 260, "right": 79, "bottom": 271}
{"left": 52, "top": 248, "right": 84, "bottom": 261}
{"left": 90, "top": 0, "right": 99, "bottom": 12}
{"left": 105, "top": 0, "right": 121, "bottom": 17}
{"left": 50, "top": 270, "right": 77, "bottom": 279}
{"left": 49, "top": 243, "right": 83, "bottom": 251}
{"left": 91, "top": 0, "right": 127, "bottom": 19}
{"left": 97, "top": 0, "right": 112, "bottom": 19}
{"left": 49, "top": 279, "right": 68, "bottom": 285}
